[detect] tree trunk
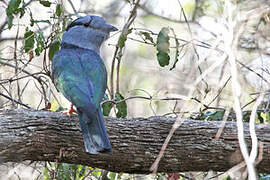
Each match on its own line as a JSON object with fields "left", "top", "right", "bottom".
{"left": 0, "top": 109, "right": 269, "bottom": 173}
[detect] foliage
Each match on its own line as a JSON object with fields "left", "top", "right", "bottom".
{"left": 24, "top": 28, "right": 35, "bottom": 53}
{"left": 102, "top": 92, "right": 127, "bottom": 118}
{"left": 49, "top": 39, "right": 61, "bottom": 61}
{"left": 192, "top": 110, "right": 225, "bottom": 121}
{"left": 140, "top": 31, "right": 155, "bottom": 43}
{"left": 6, "top": 0, "right": 25, "bottom": 29}
{"left": 43, "top": 162, "right": 124, "bottom": 180}
{"left": 102, "top": 93, "right": 113, "bottom": 116}
{"left": 118, "top": 28, "right": 133, "bottom": 49}
{"left": 115, "top": 92, "right": 127, "bottom": 118}
{"left": 1, "top": 0, "right": 270, "bottom": 179}
{"left": 191, "top": 109, "right": 270, "bottom": 126}
{"left": 39, "top": 0, "right": 51, "bottom": 7}
{"left": 156, "top": 27, "right": 170, "bottom": 67}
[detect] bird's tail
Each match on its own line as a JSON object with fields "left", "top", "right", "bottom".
{"left": 78, "top": 108, "right": 112, "bottom": 154}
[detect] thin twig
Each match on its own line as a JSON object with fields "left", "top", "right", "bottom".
{"left": 14, "top": 24, "right": 21, "bottom": 103}
{"left": 0, "top": 92, "right": 31, "bottom": 109}
{"left": 110, "top": 0, "right": 140, "bottom": 97}
{"left": 208, "top": 76, "right": 231, "bottom": 107}
{"left": 0, "top": 60, "right": 50, "bottom": 109}
{"left": 123, "top": 0, "right": 197, "bottom": 23}
{"left": 177, "top": 0, "right": 209, "bottom": 90}
{"left": 66, "top": 0, "right": 77, "bottom": 13}
{"left": 132, "top": 27, "right": 214, "bottom": 50}
{"left": 249, "top": 94, "right": 263, "bottom": 163}
{"left": 116, "top": 0, "right": 140, "bottom": 93}
{"left": 150, "top": 116, "right": 185, "bottom": 173}
{"left": 237, "top": 60, "right": 270, "bottom": 84}
{"left": 225, "top": 1, "right": 257, "bottom": 179}
{"left": 215, "top": 107, "right": 230, "bottom": 140}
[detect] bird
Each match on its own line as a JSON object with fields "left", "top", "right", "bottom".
{"left": 51, "top": 15, "right": 117, "bottom": 154}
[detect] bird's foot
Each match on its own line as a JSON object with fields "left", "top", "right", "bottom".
{"left": 64, "top": 104, "right": 78, "bottom": 116}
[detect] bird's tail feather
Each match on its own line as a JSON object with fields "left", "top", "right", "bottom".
{"left": 78, "top": 108, "right": 111, "bottom": 154}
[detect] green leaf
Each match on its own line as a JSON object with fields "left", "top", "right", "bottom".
{"left": 102, "top": 94, "right": 113, "bottom": 116}
{"left": 157, "top": 27, "right": 170, "bottom": 51}
{"left": 211, "top": 110, "right": 225, "bottom": 120}
{"left": 77, "top": 165, "right": 86, "bottom": 178}
{"left": 18, "top": 1, "right": 26, "bottom": 18}
{"left": 56, "top": 106, "right": 65, "bottom": 112}
{"left": 257, "top": 112, "right": 264, "bottom": 123}
{"left": 7, "top": 16, "right": 14, "bottom": 29}
{"left": 34, "top": 32, "right": 45, "bottom": 56}
{"left": 266, "top": 112, "right": 270, "bottom": 123}
{"left": 71, "top": 164, "right": 86, "bottom": 179}
{"left": 118, "top": 35, "right": 127, "bottom": 49}
{"left": 43, "top": 166, "right": 50, "bottom": 180}
{"left": 35, "top": 47, "right": 42, "bottom": 56}
{"left": 170, "top": 30, "right": 180, "bottom": 70}
{"left": 18, "top": 8, "right": 25, "bottom": 18}
{"left": 56, "top": 4, "right": 62, "bottom": 17}
{"left": 57, "top": 163, "right": 71, "bottom": 180}
{"left": 31, "top": 20, "right": 51, "bottom": 24}
{"left": 108, "top": 172, "right": 117, "bottom": 179}
{"left": 49, "top": 40, "right": 60, "bottom": 60}
{"left": 223, "top": 176, "right": 231, "bottom": 180}
{"left": 193, "top": 110, "right": 226, "bottom": 121}
{"left": 115, "top": 92, "right": 127, "bottom": 118}
{"left": 102, "top": 102, "right": 113, "bottom": 116}
{"left": 6, "top": 0, "right": 21, "bottom": 16}
{"left": 62, "top": 18, "right": 67, "bottom": 31}
{"left": 6, "top": 0, "right": 21, "bottom": 29}
{"left": 29, "top": 11, "right": 34, "bottom": 26}
{"left": 243, "top": 111, "right": 251, "bottom": 122}
{"left": 24, "top": 28, "right": 35, "bottom": 53}
{"left": 157, "top": 51, "right": 170, "bottom": 67}
{"left": 118, "top": 28, "right": 132, "bottom": 49}
{"left": 140, "top": 31, "right": 154, "bottom": 43}
{"left": 156, "top": 27, "right": 170, "bottom": 67}
{"left": 91, "top": 168, "right": 101, "bottom": 177}
{"left": 39, "top": 0, "right": 51, "bottom": 7}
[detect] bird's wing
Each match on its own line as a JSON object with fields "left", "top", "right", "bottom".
{"left": 52, "top": 47, "right": 107, "bottom": 110}
{"left": 52, "top": 47, "right": 111, "bottom": 154}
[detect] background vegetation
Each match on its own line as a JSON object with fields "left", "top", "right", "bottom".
{"left": 0, "top": 0, "right": 269, "bottom": 179}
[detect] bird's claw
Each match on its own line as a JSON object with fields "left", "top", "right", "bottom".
{"left": 63, "top": 104, "right": 78, "bottom": 116}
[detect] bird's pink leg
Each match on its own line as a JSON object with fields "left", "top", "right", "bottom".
{"left": 65, "top": 104, "right": 78, "bottom": 116}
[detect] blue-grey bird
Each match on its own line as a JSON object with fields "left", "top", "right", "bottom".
{"left": 51, "top": 15, "right": 117, "bottom": 154}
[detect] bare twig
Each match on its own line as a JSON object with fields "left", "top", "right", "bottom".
{"left": 14, "top": 24, "right": 21, "bottom": 104}
{"left": 150, "top": 116, "right": 185, "bottom": 173}
{"left": 225, "top": 1, "right": 257, "bottom": 179}
{"left": 237, "top": 60, "right": 270, "bottom": 84}
{"left": 132, "top": 28, "right": 214, "bottom": 50}
{"left": 0, "top": 92, "right": 31, "bottom": 109}
{"left": 123, "top": 0, "right": 197, "bottom": 23}
{"left": 0, "top": 60, "right": 50, "bottom": 108}
{"left": 249, "top": 95, "right": 263, "bottom": 163}
{"left": 110, "top": 0, "right": 141, "bottom": 97}
{"left": 215, "top": 107, "right": 230, "bottom": 140}
{"left": 208, "top": 76, "right": 231, "bottom": 107}
{"left": 66, "top": 0, "right": 77, "bottom": 13}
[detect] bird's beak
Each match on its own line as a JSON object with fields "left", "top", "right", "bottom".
{"left": 105, "top": 24, "right": 118, "bottom": 32}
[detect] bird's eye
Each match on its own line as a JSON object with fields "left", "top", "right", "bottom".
{"left": 84, "top": 21, "right": 91, "bottom": 27}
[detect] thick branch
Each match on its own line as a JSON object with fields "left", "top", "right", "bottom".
{"left": 0, "top": 109, "right": 270, "bottom": 173}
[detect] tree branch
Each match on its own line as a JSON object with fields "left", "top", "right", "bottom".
{"left": 0, "top": 109, "right": 270, "bottom": 173}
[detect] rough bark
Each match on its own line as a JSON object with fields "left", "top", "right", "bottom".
{"left": 0, "top": 109, "right": 270, "bottom": 173}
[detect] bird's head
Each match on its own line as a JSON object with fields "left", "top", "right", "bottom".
{"left": 62, "top": 15, "right": 118, "bottom": 53}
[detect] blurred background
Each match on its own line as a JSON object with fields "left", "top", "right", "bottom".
{"left": 0, "top": 0, "right": 269, "bottom": 179}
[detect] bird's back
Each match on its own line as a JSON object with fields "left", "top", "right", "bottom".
{"left": 52, "top": 46, "right": 111, "bottom": 154}
{"left": 52, "top": 46, "right": 107, "bottom": 108}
